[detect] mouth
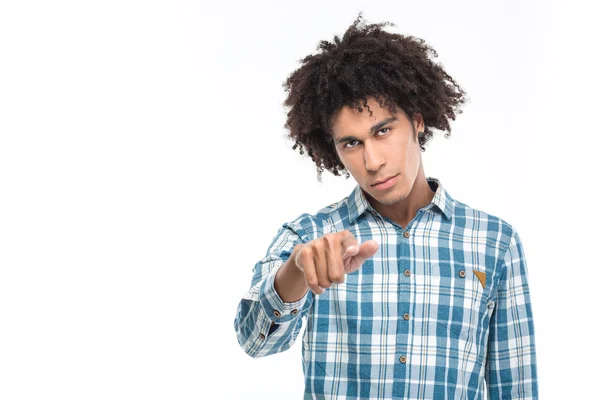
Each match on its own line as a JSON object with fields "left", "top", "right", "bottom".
{"left": 372, "top": 173, "right": 399, "bottom": 187}
{"left": 371, "top": 174, "right": 400, "bottom": 190}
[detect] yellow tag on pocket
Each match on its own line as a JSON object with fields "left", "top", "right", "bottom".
{"left": 473, "top": 270, "right": 486, "bottom": 288}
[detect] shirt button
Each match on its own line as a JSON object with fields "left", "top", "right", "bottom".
{"left": 291, "top": 309, "right": 298, "bottom": 315}
{"left": 404, "top": 269, "right": 411, "bottom": 277}
{"left": 459, "top": 270, "right": 466, "bottom": 278}
{"left": 403, "top": 313, "right": 410, "bottom": 320}
{"left": 399, "top": 355, "right": 407, "bottom": 363}
{"left": 403, "top": 231, "right": 410, "bottom": 238}
{"left": 259, "top": 333, "right": 265, "bottom": 340}
{"left": 273, "top": 310, "right": 281, "bottom": 317}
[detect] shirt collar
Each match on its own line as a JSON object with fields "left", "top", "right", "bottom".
{"left": 346, "top": 176, "right": 455, "bottom": 224}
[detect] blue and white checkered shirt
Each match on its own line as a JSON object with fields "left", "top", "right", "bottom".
{"left": 234, "top": 177, "right": 538, "bottom": 399}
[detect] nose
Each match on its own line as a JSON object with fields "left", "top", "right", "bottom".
{"left": 364, "top": 142, "right": 385, "bottom": 171}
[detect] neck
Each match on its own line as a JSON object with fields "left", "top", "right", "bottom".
{"left": 364, "top": 164, "right": 435, "bottom": 228}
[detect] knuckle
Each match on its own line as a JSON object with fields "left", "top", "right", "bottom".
{"left": 339, "top": 230, "right": 354, "bottom": 244}
{"left": 328, "top": 232, "right": 339, "bottom": 241}
{"left": 301, "top": 246, "right": 314, "bottom": 258}
{"left": 321, "top": 236, "right": 331, "bottom": 248}
{"left": 335, "top": 230, "right": 346, "bottom": 240}
{"left": 329, "top": 270, "right": 344, "bottom": 283}
{"left": 306, "top": 277, "right": 318, "bottom": 287}
{"left": 319, "top": 280, "right": 332, "bottom": 289}
{"left": 314, "top": 238, "right": 326, "bottom": 249}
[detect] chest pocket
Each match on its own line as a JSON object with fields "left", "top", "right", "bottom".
{"left": 434, "top": 264, "right": 491, "bottom": 340}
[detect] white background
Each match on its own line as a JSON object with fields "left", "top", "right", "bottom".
{"left": 1, "top": 1, "right": 598, "bottom": 399}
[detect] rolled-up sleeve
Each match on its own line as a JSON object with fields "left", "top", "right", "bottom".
{"left": 486, "top": 229, "right": 539, "bottom": 399}
{"left": 234, "top": 223, "right": 314, "bottom": 358}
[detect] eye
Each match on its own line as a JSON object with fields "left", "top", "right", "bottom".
{"left": 343, "top": 128, "right": 390, "bottom": 149}
{"left": 345, "top": 140, "right": 359, "bottom": 149}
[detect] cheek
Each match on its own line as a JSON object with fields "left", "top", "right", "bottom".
{"left": 338, "top": 151, "right": 357, "bottom": 168}
{"left": 408, "top": 147, "right": 421, "bottom": 171}
{"left": 396, "top": 145, "right": 420, "bottom": 171}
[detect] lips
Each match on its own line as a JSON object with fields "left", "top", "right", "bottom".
{"left": 372, "top": 174, "right": 398, "bottom": 186}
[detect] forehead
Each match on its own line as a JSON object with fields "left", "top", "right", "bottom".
{"left": 332, "top": 98, "right": 404, "bottom": 136}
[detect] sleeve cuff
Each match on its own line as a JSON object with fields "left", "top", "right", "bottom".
{"left": 258, "top": 264, "right": 313, "bottom": 326}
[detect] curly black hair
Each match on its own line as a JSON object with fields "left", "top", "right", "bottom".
{"left": 281, "top": 12, "right": 469, "bottom": 182}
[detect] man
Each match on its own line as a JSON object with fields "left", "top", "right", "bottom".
{"left": 234, "top": 13, "right": 538, "bottom": 399}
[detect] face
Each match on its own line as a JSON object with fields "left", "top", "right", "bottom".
{"left": 331, "top": 96, "right": 425, "bottom": 208}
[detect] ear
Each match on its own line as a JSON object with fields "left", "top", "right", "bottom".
{"left": 412, "top": 112, "right": 424, "bottom": 132}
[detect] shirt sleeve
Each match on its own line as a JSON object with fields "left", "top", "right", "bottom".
{"left": 233, "top": 222, "right": 314, "bottom": 358}
{"left": 485, "top": 229, "right": 539, "bottom": 399}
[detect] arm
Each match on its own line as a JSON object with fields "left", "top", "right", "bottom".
{"left": 233, "top": 223, "right": 314, "bottom": 358}
{"left": 485, "top": 229, "right": 539, "bottom": 399}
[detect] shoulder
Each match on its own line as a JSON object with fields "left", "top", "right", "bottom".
{"left": 282, "top": 196, "right": 351, "bottom": 243}
{"left": 451, "top": 199, "right": 519, "bottom": 252}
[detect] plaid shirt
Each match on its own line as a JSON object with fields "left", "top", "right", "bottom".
{"left": 234, "top": 177, "right": 538, "bottom": 399}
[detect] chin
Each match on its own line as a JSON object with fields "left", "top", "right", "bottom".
{"left": 382, "top": 186, "right": 408, "bottom": 201}
{"left": 367, "top": 185, "right": 399, "bottom": 203}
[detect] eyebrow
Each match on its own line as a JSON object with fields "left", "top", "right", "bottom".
{"left": 334, "top": 117, "right": 399, "bottom": 145}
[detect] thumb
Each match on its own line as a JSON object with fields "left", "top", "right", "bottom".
{"left": 352, "top": 240, "right": 379, "bottom": 264}
{"left": 343, "top": 240, "right": 379, "bottom": 274}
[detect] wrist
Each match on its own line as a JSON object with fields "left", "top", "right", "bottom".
{"left": 274, "top": 248, "right": 308, "bottom": 302}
